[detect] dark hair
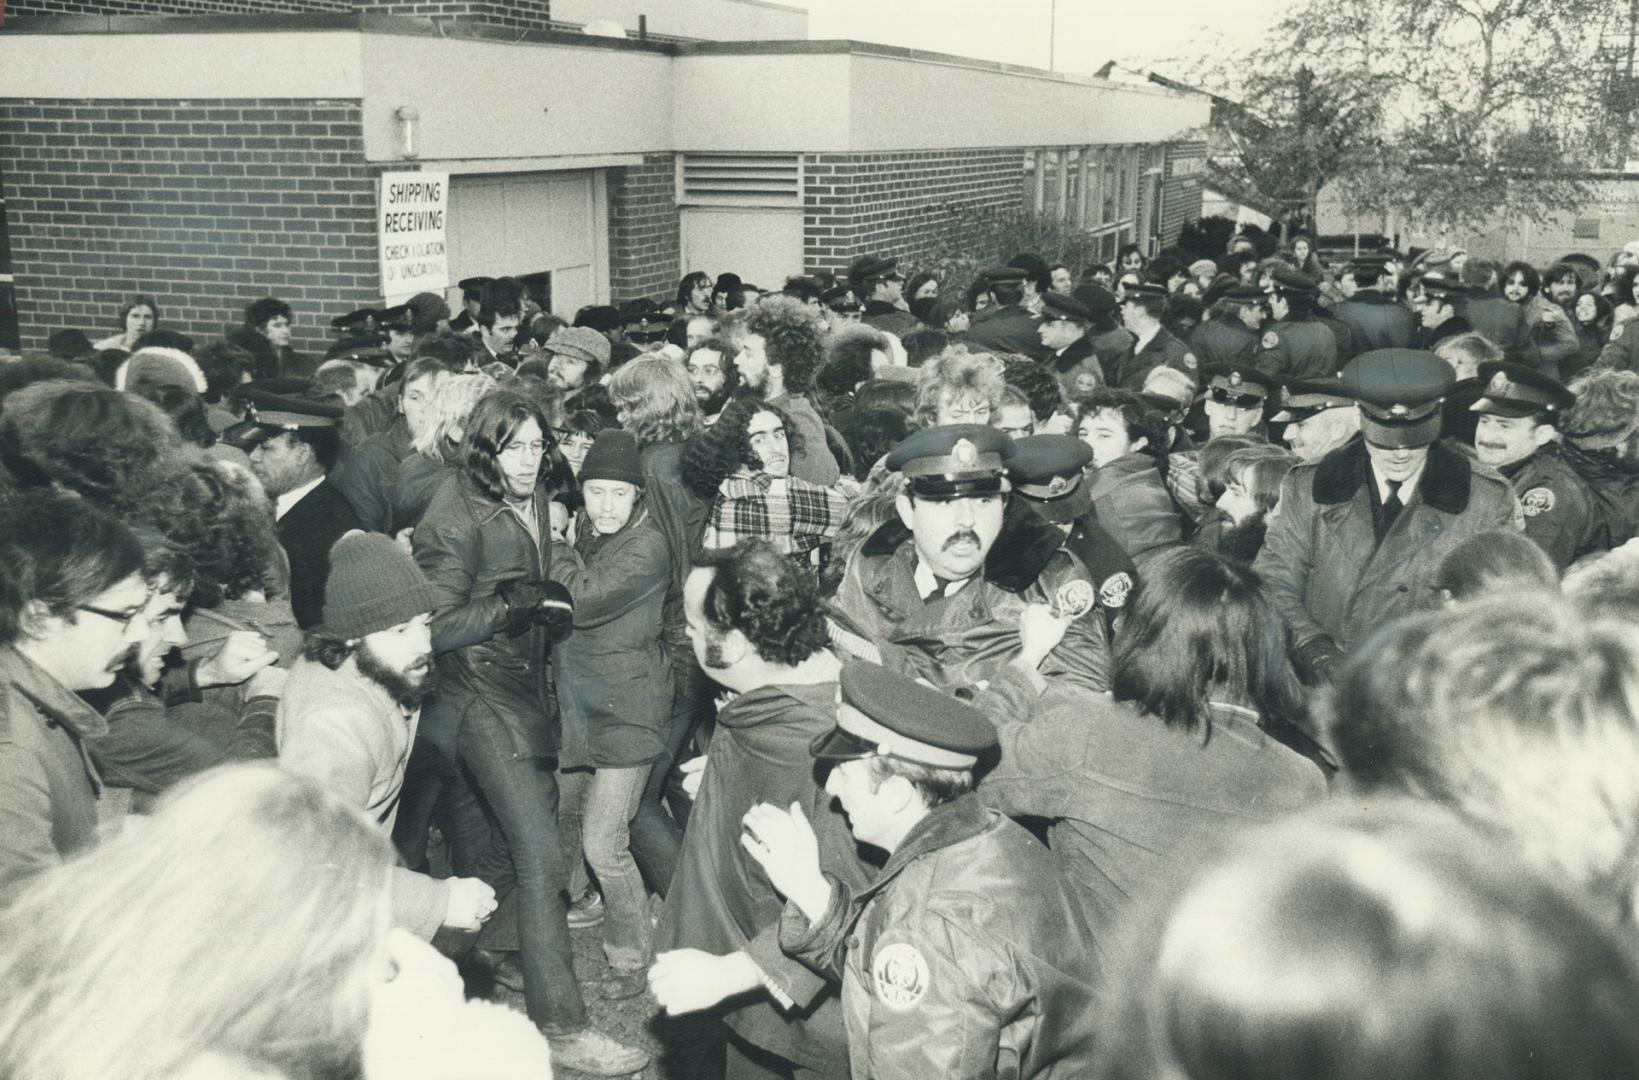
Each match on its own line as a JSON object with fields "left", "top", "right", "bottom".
{"left": 131, "top": 381, "right": 216, "bottom": 448}
{"left": 1433, "top": 530, "right": 1557, "bottom": 600}
{"left": 782, "top": 276, "right": 823, "bottom": 305}
{"left": 1111, "top": 546, "right": 1301, "bottom": 735}
{"left": 1544, "top": 263, "right": 1581, "bottom": 290}
{"left": 903, "top": 271, "right": 937, "bottom": 302}
{"left": 459, "top": 389, "right": 548, "bottom": 503}
{"left": 411, "top": 330, "right": 480, "bottom": 370}
{"left": 864, "top": 754, "right": 974, "bottom": 808}
{"left": 1007, "top": 253, "right": 1051, "bottom": 296}
{"left": 222, "top": 328, "right": 281, "bottom": 381}
{"left": 852, "top": 378, "right": 917, "bottom": 418}
{"left": 1501, "top": 260, "right": 1541, "bottom": 301}
{"left": 1117, "top": 242, "right": 1147, "bottom": 269}
{"left": 183, "top": 462, "right": 284, "bottom": 606}
{"left": 989, "top": 281, "right": 1025, "bottom": 308}
{"left": 1080, "top": 387, "right": 1170, "bottom": 471}
{"left": 831, "top": 406, "right": 910, "bottom": 482}
{"left": 130, "top": 523, "right": 197, "bottom": 604}
{"left": 285, "top": 426, "right": 342, "bottom": 473}
{"left": 0, "top": 357, "right": 97, "bottom": 410}
{"left": 681, "top": 398, "right": 802, "bottom": 499}
{"left": 193, "top": 341, "right": 254, "bottom": 403}
{"left": 817, "top": 325, "right": 886, "bottom": 400}
{"left": 1612, "top": 265, "right": 1639, "bottom": 310}
{"left": 1002, "top": 356, "right": 1064, "bottom": 422}
{"left": 695, "top": 540, "right": 829, "bottom": 666}
{"left": 677, "top": 271, "right": 712, "bottom": 308}
{"left": 0, "top": 492, "right": 144, "bottom": 644}
{"left": 902, "top": 328, "right": 950, "bottom": 367}
{"left": 118, "top": 294, "right": 160, "bottom": 328}
{"left": 745, "top": 296, "right": 826, "bottom": 393}
{"left": 477, "top": 298, "right": 521, "bottom": 330}
{"left": 243, "top": 297, "right": 292, "bottom": 331}
{"left": 301, "top": 629, "right": 358, "bottom": 671}
{"left": 1574, "top": 290, "right": 1614, "bottom": 329}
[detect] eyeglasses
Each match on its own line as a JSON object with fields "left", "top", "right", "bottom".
{"left": 501, "top": 439, "right": 550, "bottom": 458}
{"left": 688, "top": 363, "right": 722, "bottom": 377}
{"left": 79, "top": 602, "right": 148, "bottom": 631}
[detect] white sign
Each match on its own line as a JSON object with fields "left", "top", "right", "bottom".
{"left": 378, "top": 171, "right": 449, "bottom": 304}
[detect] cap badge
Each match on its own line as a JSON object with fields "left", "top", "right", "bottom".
{"left": 1389, "top": 403, "right": 1410, "bottom": 417}
{"left": 1262, "top": 331, "right": 1279, "bottom": 350}
{"left": 1045, "top": 474, "right": 1073, "bottom": 497}
{"left": 1488, "top": 371, "right": 1511, "bottom": 395}
{"left": 1228, "top": 371, "right": 1243, "bottom": 387}
{"left": 952, "top": 439, "right": 977, "bottom": 466}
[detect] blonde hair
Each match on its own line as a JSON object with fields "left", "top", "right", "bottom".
{"left": 0, "top": 765, "right": 394, "bottom": 1080}
{"left": 913, "top": 347, "right": 1007, "bottom": 428}
{"left": 607, "top": 353, "right": 702, "bottom": 446}
{"left": 412, "top": 371, "right": 499, "bottom": 460}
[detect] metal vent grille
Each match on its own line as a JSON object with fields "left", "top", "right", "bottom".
{"left": 679, "top": 154, "right": 802, "bottom": 207}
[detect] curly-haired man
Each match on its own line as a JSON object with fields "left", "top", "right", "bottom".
{"left": 740, "top": 296, "right": 843, "bottom": 485}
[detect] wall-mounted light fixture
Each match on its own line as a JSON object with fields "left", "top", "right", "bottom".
{"left": 395, "top": 106, "right": 420, "bottom": 160}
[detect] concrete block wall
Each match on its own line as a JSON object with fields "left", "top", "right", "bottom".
{"left": 801, "top": 148, "right": 1026, "bottom": 275}
{"left": 606, "top": 152, "right": 680, "bottom": 303}
{"left": 0, "top": 98, "right": 380, "bottom": 354}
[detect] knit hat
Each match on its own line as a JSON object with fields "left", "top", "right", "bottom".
{"left": 578, "top": 429, "right": 644, "bottom": 487}
{"left": 322, "top": 531, "right": 439, "bottom": 639}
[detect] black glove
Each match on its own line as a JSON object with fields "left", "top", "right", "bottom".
{"left": 495, "top": 578, "right": 551, "bottom": 636}
{"left": 1292, "top": 635, "right": 1345, "bottom": 687}
{"left": 535, "top": 581, "right": 574, "bottom": 645}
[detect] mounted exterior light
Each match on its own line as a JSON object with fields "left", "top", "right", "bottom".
{"left": 395, "top": 106, "right": 420, "bottom": 160}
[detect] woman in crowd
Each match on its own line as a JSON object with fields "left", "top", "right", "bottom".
{"left": 92, "top": 294, "right": 159, "bottom": 353}
{"left": 904, "top": 270, "right": 940, "bottom": 303}
{"left": 1498, "top": 260, "right": 1579, "bottom": 378}
{"left": 1078, "top": 387, "right": 1184, "bottom": 569}
{"left": 1570, "top": 289, "right": 1613, "bottom": 378}
{"left": 974, "top": 545, "right": 1330, "bottom": 936}
{"left": 547, "top": 429, "right": 671, "bottom": 1002}
{"left": 683, "top": 398, "right": 856, "bottom": 560}
{"left": 412, "top": 388, "right": 648, "bottom": 1075}
{"left": 1092, "top": 802, "right": 1639, "bottom": 1080}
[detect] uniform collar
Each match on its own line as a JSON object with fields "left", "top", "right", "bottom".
{"left": 1312, "top": 435, "right": 1473, "bottom": 514}
{"left": 275, "top": 475, "right": 325, "bottom": 520}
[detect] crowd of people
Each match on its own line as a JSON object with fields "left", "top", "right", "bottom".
{"left": 4, "top": 229, "right": 1639, "bottom": 1079}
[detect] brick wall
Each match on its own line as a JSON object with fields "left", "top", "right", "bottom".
{"left": 0, "top": 98, "right": 380, "bottom": 355}
{"left": 1160, "top": 141, "right": 1206, "bottom": 248}
{"left": 801, "top": 149, "right": 1025, "bottom": 276}
{"left": 606, "top": 152, "right": 679, "bottom": 303}
{"left": 3, "top": 0, "right": 551, "bottom": 30}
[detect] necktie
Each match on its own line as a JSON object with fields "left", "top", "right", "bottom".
{"left": 1380, "top": 479, "right": 1404, "bottom": 539}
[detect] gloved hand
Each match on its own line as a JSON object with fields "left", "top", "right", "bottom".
{"left": 496, "top": 578, "right": 551, "bottom": 636}
{"left": 535, "top": 581, "right": 575, "bottom": 644}
{"left": 1292, "top": 635, "right": 1345, "bottom": 687}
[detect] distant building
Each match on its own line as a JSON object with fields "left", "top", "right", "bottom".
{"left": 0, "top": 0, "right": 1209, "bottom": 352}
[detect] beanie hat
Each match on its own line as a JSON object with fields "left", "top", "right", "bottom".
{"left": 579, "top": 429, "right": 644, "bottom": 487}
{"left": 1188, "top": 258, "right": 1218, "bottom": 280}
{"left": 322, "top": 531, "right": 439, "bottom": 639}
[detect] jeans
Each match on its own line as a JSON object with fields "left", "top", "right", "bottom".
{"left": 456, "top": 707, "right": 587, "bottom": 1035}
{"left": 630, "top": 653, "right": 705, "bottom": 896}
{"left": 560, "top": 763, "right": 651, "bottom": 971}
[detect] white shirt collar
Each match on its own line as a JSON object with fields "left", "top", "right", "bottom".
{"left": 275, "top": 475, "right": 324, "bottom": 520}
{"left": 913, "top": 557, "right": 974, "bottom": 601}
{"left": 1131, "top": 323, "right": 1161, "bottom": 352}
{"left": 1370, "top": 460, "right": 1425, "bottom": 505}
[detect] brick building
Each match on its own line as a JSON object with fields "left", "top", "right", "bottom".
{"left": 0, "top": 1, "right": 1209, "bottom": 354}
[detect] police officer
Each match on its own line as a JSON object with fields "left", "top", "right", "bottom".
{"left": 1200, "top": 362, "right": 1276, "bottom": 440}
{"left": 965, "top": 266, "right": 1047, "bottom": 358}
{"left": 222, "top": 384, "right": 361, "bottom": 628}
{"left": 1470, "top": 361, "right": 1603, "bottom": 568}
{"left": 1038, "top": 290, "right": 1106, "bottom": 399}
{"left": 379, "top": 303, "right": 418, "bottom": 364}
{"left": 1254, "top": 349, "right": 1518, "bottom": 683}
{"left": 448, "top": 275, "right": 491, "bottom": 334}
{"left": 1256, "top": 269, "right": 1338, "bottom": 380}
{"left": 739, "top": 661, "right": 1100, "bottom": 1080}
{"left": 1109, "top": 282, "right": 1199, "bottom": 390}
{"left": 1414, "top": 275, "right": 1473, "bottom": 350}
{"left": 1189, "top": 285, "right": 1261, "bottom": 368}
{"left": 1335, "top": 256, "right": 1417, "bottom": 351}
{"left": 851, "top": 254, "right": 922, "bottom": 338}
{"left": 1270, "top": 377, "right": 1360, "bottom": 463}
{"left": 833, "top": 425, "right": 1109, "bottom": 692}
{"left": 1008, "top": 434, "right": 1138, "bottom": 630}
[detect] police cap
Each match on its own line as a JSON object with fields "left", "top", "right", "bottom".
{"left": 378, "top": 304, "right": 416, "bottom": 331}
{"left": 983, "top": 265, "right": 1028, "bottom": 285}
{"left": 1121, "top": 282, "right": 1169, "bottom": 301}
{"left": 457, "top": 276, "right": 493, "bottom": 298}
{"left": 884, "top": 424, "right": 1015, "bottom": 500}
{"left": 849, "top": 254, "right": 899, "bottom": 287}
{"left": 1419, "top": 275, "right": 1469, "bottom": 301}
{"left": 1007, "top": 434, "right": 1093, "bottom": 523}
{"left": 1224, "top": 285, "right": 1268, "bottom": 304}
{"left": 1271, "top": 377, "right": 1358, "bottom": 423}
{"left": 810, "top": 661, "right": 998, "bottom": 770}
{"left": 330, "top": 307, "right": 380, "bottom": 333}
{"left": 1470, "top": 361, "right": 1575, "bottom": 420}
{"left": 1341, "top": 348, "right": 1454, "bottom": 448}
{"left": 1040, "top": 291, "right": 1094, "bottom": 323}
{"left": 1072, "top": 283, "right": 1118, "bottom": 316}
{"left": 822, "top": 286, "right": 861, "bottom": 313}
{"left": 324, "top": 331, "right": 387, "bottom": 359}
{"left": 1267, "top": 268, "right": 1319, "bottom": 296}
{"left": 221, "top": 381, "right": 345, "bottom": 449}
{"left": 1202, "top": 362, "right": 1276, "bottom": 409}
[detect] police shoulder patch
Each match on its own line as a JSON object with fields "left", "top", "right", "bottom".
{"left": 1521, "top": 486, "right": 1556, "bottom": 516}
{"left": 1261, "top": 331, "right": 1280, "bottom": 350}
{"left": 871, "top": 942, "right": 931, "bottom": 1011}
{"left": 1099, "top": 572, "right": 1133, "bottom": 609}
{"left": 1055, "top": 578, "right": 1097, "bottom": 619}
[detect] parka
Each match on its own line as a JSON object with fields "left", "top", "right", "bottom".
{"left": 412, "top": 473, "right": 557, "bottom": 759}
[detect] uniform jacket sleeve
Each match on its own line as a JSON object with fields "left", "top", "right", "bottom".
{"left": 412, "top": 498, "right": 506, "bottom": 653}
{"left": 1253, "top": 469, "right": 1330, "bottom": 650}
{"left": 1033, "top": 552, "right": 1112, "bottom": 692}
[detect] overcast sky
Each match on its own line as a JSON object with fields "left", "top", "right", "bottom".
{"left": 796, "top": 0, "right": 1278, "bottom": 75}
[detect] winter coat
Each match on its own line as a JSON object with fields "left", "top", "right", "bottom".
{"left": 659, "top": 679, "right": 873, "bottom": 1074}
{"left": 1560, "top": 440, "right": 1639, "bottom": 547}
{"left": 833, "top": 515, "right": 1111, "bottom": 694}
{"left": 1107, "top": 326, "right": 1199, "bottom": 391}
{"left": 965, "top": 303, "right": 1048, "bottom": 360}
{"left": 1465, "top": 294, "right": 1579, "bottom": 380}
{"left": 1334, "top": 291, "right": 1417, "bottom": 352}
{"left": 1085, "top": 453, "right": 1185, "bottom": 570}
{"left": 1253, "top": 317, "right": 1338, "bottom": 380}
{"left": 331, "top": 417, "right": 413, "bottom": 535}
{"left": 1188, "top": 317, "right": 1258, "bottom": 368}
{"left": 413, "top": 474, "right": 557, "bottom": 759}
{"left": 1254, "top": 436, "right": 1519, "bottom": 654}
{"left": 278, "top": 477, "right": 363, "bottom": 629}
{"left": 394, "top": 454, "right": 457, "bottom": 533}
{"left": 0, "top": 645, "right": 107, "bottom": 907}
{"left": 548, "top": 505, "right": 672, "bottom": 769}
{"left": 974, "top": 664, "right": 1328, "bottom": 938}
{"left": 779, "top": 794, "right": 1100, "bottom": 1080}
{"left": 1497, "top": 446, "right": 1605, "bottom": 568}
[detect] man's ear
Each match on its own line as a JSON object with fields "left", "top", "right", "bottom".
{"left": 895, "top": 493, "right": 915, "bottom": 531}
{"left": 878, "top": 773, "right": 921, "bottom": 815}
{"left": 719, "top": 628, "right": 752, "bottom": 667}
{"left": 15, "top": 598, "right": 57, "bottom": 642}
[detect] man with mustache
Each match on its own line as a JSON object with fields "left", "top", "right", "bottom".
{"left": 832, "top": 425, "right": 1109, "bottom": 692}
{"left": 279, "top": 531, "right": 498, "bottom": 939}
{"left": 1469, "top": 361, "right": 1602, "bottom": 569}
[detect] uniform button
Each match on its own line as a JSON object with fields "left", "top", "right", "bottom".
{"left": 847, "top": 936, "right": 860, "bottom": 950}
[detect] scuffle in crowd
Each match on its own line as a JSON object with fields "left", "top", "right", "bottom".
{"left": 5, "top": 233, "right": 1639, "bottom": 1079}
